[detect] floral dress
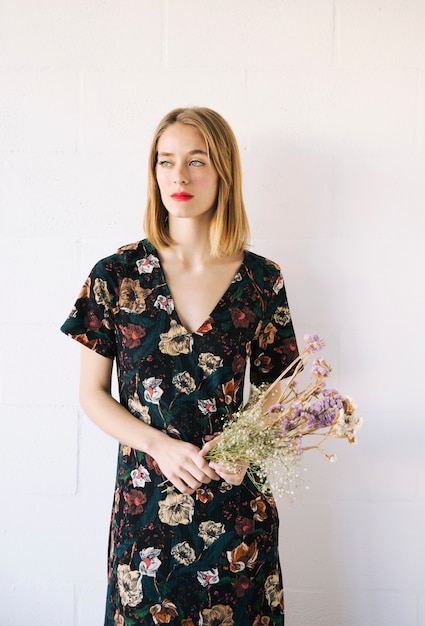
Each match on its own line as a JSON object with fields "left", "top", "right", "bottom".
{"left": 61, "top": 239, "right": 298, "bottom": 626}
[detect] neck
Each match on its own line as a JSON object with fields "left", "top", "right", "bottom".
{"left": 167, "top": 216, "right": 213, "bottom": 264}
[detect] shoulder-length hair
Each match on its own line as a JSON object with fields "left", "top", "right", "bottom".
{"left": 143, "top": 107, "right": 250, "bottom": 257}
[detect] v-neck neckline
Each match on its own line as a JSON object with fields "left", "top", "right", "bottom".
{"left": 148, "top": 242, "right": 246, "bottom": 335}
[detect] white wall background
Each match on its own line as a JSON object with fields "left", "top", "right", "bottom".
{"left": 0, "top": 1, "right": 424, "bottom": 625}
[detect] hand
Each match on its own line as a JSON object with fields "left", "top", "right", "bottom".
{"left": 199, "top": 439, "right": 247, "bottom": 486}
{"left": 151, "top": 435, "right": 220, "bottom": 495}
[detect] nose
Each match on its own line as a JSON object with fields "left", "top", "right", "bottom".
{"left": 173, "top": 163, "right": 189, "bottom": 185}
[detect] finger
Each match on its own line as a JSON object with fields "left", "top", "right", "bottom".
{"left": 172, "top": 472, "right": 203, "bottom": 494}
{"left": 183, "top": 461, "right": 222, "bottom": 490}
{"left": 161, "top": 464, "right": 202, "bottom": 494}
{"left": 199, "top": 438, "right": 218, "bottom": 455}
{"left": 209, "top": 461, "right": 244, "bottom": 474}
{"left": 221, "top": 470, "right": 245, "bottom": 485}
{"left": 183, "top": 474, "right": 204, "bottom": 491}
{"left": 169, "top": 477, "right": 196, "bottom": 495}
{"left": 194, "top": 453, "right": 220, "bottom": 481}
{"left": 201, "top": 465, "right": 221, "bottom": 482}
{"left": 209, "top": 461, "right": 247, "bottom": 485}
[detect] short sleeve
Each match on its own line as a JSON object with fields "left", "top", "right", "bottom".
{"left": 250, "top": 266, "right": 299, "bottom": 386}
{"left": 60, "top": 260, "right": 117, "bottom": 359}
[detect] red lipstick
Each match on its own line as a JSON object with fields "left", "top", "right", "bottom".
{"left": 171, "top": 192, "right": 193, "bottom": 201}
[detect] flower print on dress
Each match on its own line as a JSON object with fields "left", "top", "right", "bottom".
{"left": 195, "top": 487, "right": 214, "bottom": 503}
{"left": 158, "top": 490, "right": 195, "bottom": 526}
{"left": 117, "top": 564, "right": 143, "bottom": 608}
{"left": 131, "top": 464, "right": 151, "bottom": 488}
{"left": 272, "top": 305, "right": 291, "bottom": 327}
{"left": 171, "top": 541, "right": 196, "bottom": 566}
{"left": 264, "top": 572, "right": 284, "bottom": 612}
{"left": 231, "top": 574, "right": 253, "bottom": 598}
{"left": 219, "top": 481, "right": 233, "bottom": 493}
{"left": 139, "top": 547, "right": 162, "bottom": 577}
{"left": 172, "top": 371, "right": 196, "bottom": 395}
{"left": 197, "top": 398, "right": 217, "bottom": 415}
{"left": 93, "top": 277, "right": 111, "bottom": 306}
{"left": 198, "top": 352, "right": 223, "bottom": 376}
{"left": 252, "top": 353, "right": 273, "bottom": 375}
{"left": 258, "top": 322, "right": 278, "bottom": 350}
{"left": 159, "top": 320, "right": 193, "bottom": 356}
{"left": 229, "top": 307, "right": 255, "bottom": 329}
{"left": 119, "top": 323, "right": 146, "bottom": 349}
{"left": 222, "top": 378, "right": 241, "bottom": 405}
{"left": 232, "top": 272, "right": 243, "bottom": 283}
{"left": 227, "top": 541, "right": 259, "bottom": 573}
{"left": 143, "top": 377, "right": 163, "bottom": 405}
{"left": 123, "top": 489, "right": 147, "bottom": 515}
{"left": 252, "top": 616, "right": 271, "bottom": 626}
{"left": 195, "top": 317, "right": 213, "bottom": 335}
{"left": 197, "top": 568, "right": 219, "bottom": 587}
{"left": 118, "top": 277, "right": 152, "bottom": 314}
{"left": 234, "top": 517, "right": 255, "bottom": 537}
{"left": 198, "top": 520, "right": 225, "bottom": 548}
{"left": 128, "top": 390, "right": 151, "bottom": 424}
{"left": 149, "top": 599, "right": 179, "bottom": 624}
{"left": 273, "top": 272, "right": 284, "bottom": 294}
{"left": 85, "top": 310, "right": 102, "bottom": 332}
{"left": 200, "top": 604, "right": 234, "bottom": 626}
{"left": 136, "top": 254, "right": 160, "bottom": 274}
{"left": 232, "top": 353, "right": 245, "bottom": 373}
{"left": 250, "top": 496, "right": 268, "bottom": 522}
{"left": 154, "top": 294, "right": 175, "bottom": 314}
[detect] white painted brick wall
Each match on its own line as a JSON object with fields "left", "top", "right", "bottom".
{"left": 0, "top": 1, "right": 424, "bottom": 625}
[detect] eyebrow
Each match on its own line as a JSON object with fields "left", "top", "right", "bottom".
{"left": 157, "top": 149, "right": 209, "bottom": 157}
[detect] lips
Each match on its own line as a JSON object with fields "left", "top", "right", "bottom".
{"left": 171, "top": 192, "right": 193, "bottom": 201}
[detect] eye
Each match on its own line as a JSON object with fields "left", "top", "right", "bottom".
{"left": 189, "top": 159, "right": 204, "bottom": 167}
{"left": 158, "top": 160, "right": 172, "bottom": 167}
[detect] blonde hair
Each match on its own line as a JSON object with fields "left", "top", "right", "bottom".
{"left": 144, "top": 107, "right": 250, "bottom": 257}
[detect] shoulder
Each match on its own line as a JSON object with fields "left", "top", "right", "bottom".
{"left": 84, "top": 240, "right": 159, "bottom": 293}
{"left": 109, "top": 238, "right": 153, "bottom": 264}
{"left": 93, "top": 239, "right": 156, "bottom": 273}
{"left": 244, "top": 250, "right": 281, "bottom": 273}
{"left": 115, "top": 238, "right": 155, "bottom": 257}
{"left": 243, "top": 250, "right": 286, "bottom": 297}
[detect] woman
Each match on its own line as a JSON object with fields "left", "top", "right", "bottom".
{"left": 61, "top": 107, "right": 299, "bottom": 625}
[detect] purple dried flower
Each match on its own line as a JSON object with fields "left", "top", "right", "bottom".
{"left": 304, "top": 411, "right": 318, "bottom": 427}
{"left": 322, "top": 408, "right": 339, "bottom": 426}
{"left": 281, "top": 418, "right": 291, "bottom": 432}
{"left": 321, "top": 388, "right": 344, "bottom": 409}
{"left": 291, "top": 403, "right": 303, "bottom": 418}
{"left": 268, "top": 403, "right": 285, "bottom": 413}
{"left": 311, "top": 358, "right": 332, "bottom": 378}
{"left": 304, "top": 333, "right": 324, "bottom": 354}
{"left": 306, "top": 390, "right": 344, "bottom": 428}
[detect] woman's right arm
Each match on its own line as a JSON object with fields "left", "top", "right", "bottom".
{"left": 79, "top": 346, "right": 218, "bottom": 493}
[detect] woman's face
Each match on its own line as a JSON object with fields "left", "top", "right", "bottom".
{"left": 155, "top": 122, "right": 219, "bottom": 222}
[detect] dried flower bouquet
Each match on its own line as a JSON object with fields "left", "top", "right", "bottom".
{"left": 206, "top": 334, "right": 362, "bottom": 497}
